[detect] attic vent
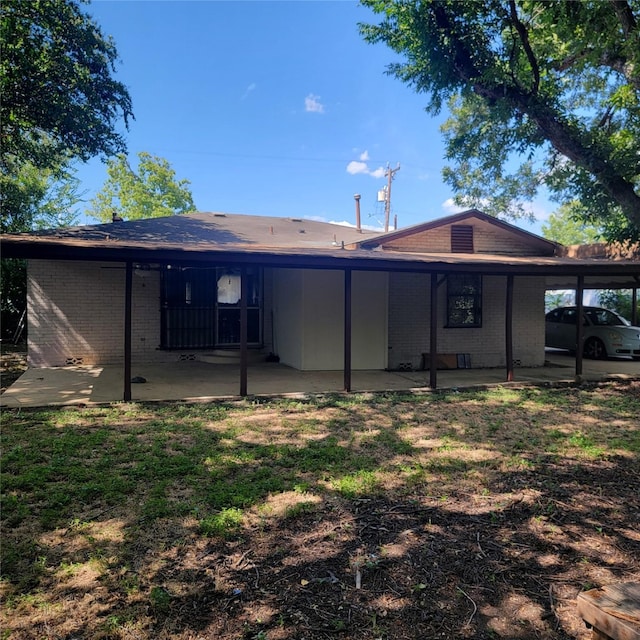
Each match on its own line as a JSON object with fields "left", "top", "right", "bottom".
{"left": 214, "top": 213, "right": 227, "bottom": 217}
{"left": 451, "top": 225, "right": 474, "bottom": 253}
{"left": 290, "top": 218, "right": 303, "bottom": 222}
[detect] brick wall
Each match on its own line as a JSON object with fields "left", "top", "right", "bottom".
{"left": 388, "top": 272, "right": 546, "bottom": 369}
{"left": 388, "top": 272, "right": 431, "bottom": 370}
{"left": 28, "top": 260, "right": 546, "bottom": 370}
{"left": 382, "top": 219, "right": 551, "bottom": 256}
{"left": 27, "top": 260, "right": 165, "bottom": 366}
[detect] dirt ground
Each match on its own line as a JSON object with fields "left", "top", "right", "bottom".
{"left": 134, "top": 480, "right": 639, "bottom": 640}
{"left": 0, "top": 343, "right": 27, "bottom": 393}
{"left": 123, "top": 454, "right": 639, "bottom": 640}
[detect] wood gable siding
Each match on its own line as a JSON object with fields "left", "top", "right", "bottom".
{"left": 378, "top": 218, "right": 551, "bottom": 256}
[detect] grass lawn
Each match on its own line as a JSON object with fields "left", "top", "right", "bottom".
{"left": 1, "top": 383, "right": 639, "bottom": 639}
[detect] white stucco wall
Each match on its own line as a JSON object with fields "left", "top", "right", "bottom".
{"left": 300, "top": 270, "right": 345, "bottom": 370}
{"left": 272, "top": 268, "right": 388, "bottom": 370}
{"left": 352, "top": 271, "right": 389, "bottom": 370}
{"left": 388, "top": 272, "right": 546, "bottom": 369}
{"left": 271, "top": 268, "right": 304, "bottom": 370}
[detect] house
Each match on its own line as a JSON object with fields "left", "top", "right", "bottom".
{"left": 1, "top": 209, "right": 638, "bottom": 399}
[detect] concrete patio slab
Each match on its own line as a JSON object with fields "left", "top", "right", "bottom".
{"left": 1, "top": 352, "right": 638, "bottom": 408}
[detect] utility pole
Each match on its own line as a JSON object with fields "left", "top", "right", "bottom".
{"left": 384, "top": 163, "right": 400, "bottom": 232}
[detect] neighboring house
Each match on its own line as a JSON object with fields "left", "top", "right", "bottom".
{"left": 1, "top": 209, "right": 638, "bottom": 396}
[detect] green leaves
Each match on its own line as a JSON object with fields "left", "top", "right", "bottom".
{"left": 1, "top": 0, "right": 133, "bottom": 173}
{"left": 87, "top": 152, "right": 196, "bottom": 222}
{"left": 360, "top": 0, "right": 640, "bottom": 242}
{"left": 541, "top": 203, "right": 602, "bottom": 245}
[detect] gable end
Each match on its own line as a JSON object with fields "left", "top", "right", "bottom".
{"left": 355, "top": 209, "right": 558, "bottom": 256}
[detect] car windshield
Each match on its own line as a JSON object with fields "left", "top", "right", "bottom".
{"left": 584, "top": 309, "right": 629, "bottom": 327}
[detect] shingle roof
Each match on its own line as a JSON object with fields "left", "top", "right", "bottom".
{"left": 1, "top": 211, "right": 637, "bottom": 283}
{"left": 14, "top": 211, "right": 381, "bottom": 250}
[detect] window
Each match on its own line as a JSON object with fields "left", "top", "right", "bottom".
{"left": 161, "top": 266, "right": 262, "bottom": 349}
{"left": 585, "top": 308, "right": 628, "bottom": 327}
{"left": 216, "top": 268, "right": 261, "bottom": 345}
{"left": 446, "top": 274, "right": 482, "bottom": 327}
{"left": 545, "top": 309, "right": 563, "bottom": 323}
{"left": 561, "top": 309, "right": 578, "bottom": 325}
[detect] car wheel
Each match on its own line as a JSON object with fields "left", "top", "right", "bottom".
{"left": 584, "top": 337, "right": 607, "bottom": 360}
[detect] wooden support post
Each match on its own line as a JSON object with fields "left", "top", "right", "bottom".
{"left": 505, "top": 274, "right": 514, "bottom": 382}
{"left": 576, "top": 276, "right": 584, "bottom": 380}
{"left": 429, "top": 272, "right": 438, "bottom": 390}
{"left": 124, "top": 261, "right": 132, "bottom": 402}
{"left": 632, "top": 288, "right": 638, "bottom": 327}
{"left": 240, "top": 266, "right": 248, "bottom": 397}
{"left": 344, "top": 268, "right": 352, "bottom": 392}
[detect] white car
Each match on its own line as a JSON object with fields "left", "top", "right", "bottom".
{"left": 545, "top": 306, "right": 640, "bottom": 360}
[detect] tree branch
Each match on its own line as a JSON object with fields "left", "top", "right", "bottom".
{"left": 609, "top": 0, "right": 637, "bottom": 35}
{"left": 474, "top": 83, "right": 640, "bottom": 226}
{"left": 432, "top": 5, "right": 640, "bottom": 226}
{"left": 508, "top": 0, "right": 540, "bottom": 94}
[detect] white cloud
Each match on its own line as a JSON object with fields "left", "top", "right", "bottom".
{"left": 241, "top": 83, "right": 256, "bottom": 100}
{"left": 329, "top": 220, "right": 385, "bottom": 232}
{"left": 303, "top": 215, "right": 384, "bottom": 232}
{"left": 305, "top": 93, "right": 325, "bottom": 113}
{"left": 442, "top": 198, "right": 468, "bottom": 214}
{"left": 346, "top": 150, "right": 385, "bottom": 178}
{"left": 346, "top": 161, "right": 369, "bottom": 175}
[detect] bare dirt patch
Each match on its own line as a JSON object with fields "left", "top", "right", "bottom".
{"left": 0, "top": 343, "right": 27, "bottom": 393}
{"left": 2, "top": 383, "right": 639, "bottom": 639}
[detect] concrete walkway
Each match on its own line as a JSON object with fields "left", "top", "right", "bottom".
{"left": 1, "top": 351, "right": 639, "bottom": 408}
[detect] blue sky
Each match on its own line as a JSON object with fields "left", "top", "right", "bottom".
{"left": 75, "top": 0, "right": 551, "bottom": 233}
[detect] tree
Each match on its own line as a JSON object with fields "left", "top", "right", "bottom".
{"left": 1, "top": 0, "right": 132, "bottom": 338}
{"left": 359, "top": 0, "right": 640, "bottom": 242}
{"left": 1, "top": 162, "right": 82, "bottom": 233}
{"left": 1, "top": 0, "right": 133, "bottom": 178}
{"left": 87, "top": 152, "right": 196, "bottom": 222}
{"left": 598, "top": 289, "right": 639, "bottom": 320}
{"left": 541, "top": 203, "right": 602, "bottom": 246}
{"left": 0, "top": 163, "right": 83, "bottom": 340}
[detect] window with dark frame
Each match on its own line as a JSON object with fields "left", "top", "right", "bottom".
{"left": 216, "top": 268, "right": 261, "bottom": 346}
{"left": 160, "top": 266, "right": 262, "bottom": 349}
{"left": 446, "top": 274, "right": 482, "bottom": 327}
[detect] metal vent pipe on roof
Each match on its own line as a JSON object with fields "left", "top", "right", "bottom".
{"left": 354, "top": 194, "right": 362, "bottom": 233}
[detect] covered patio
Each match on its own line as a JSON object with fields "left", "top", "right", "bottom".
{"left": 1, "top": 211, "right": 638, "bottom": 405}
{"left": 2, "top": 351, "right": 638, "bottom": 408}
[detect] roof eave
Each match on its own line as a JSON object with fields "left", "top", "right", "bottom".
{"left": 2, "top": 236, "right": 638, "bottom": 278}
